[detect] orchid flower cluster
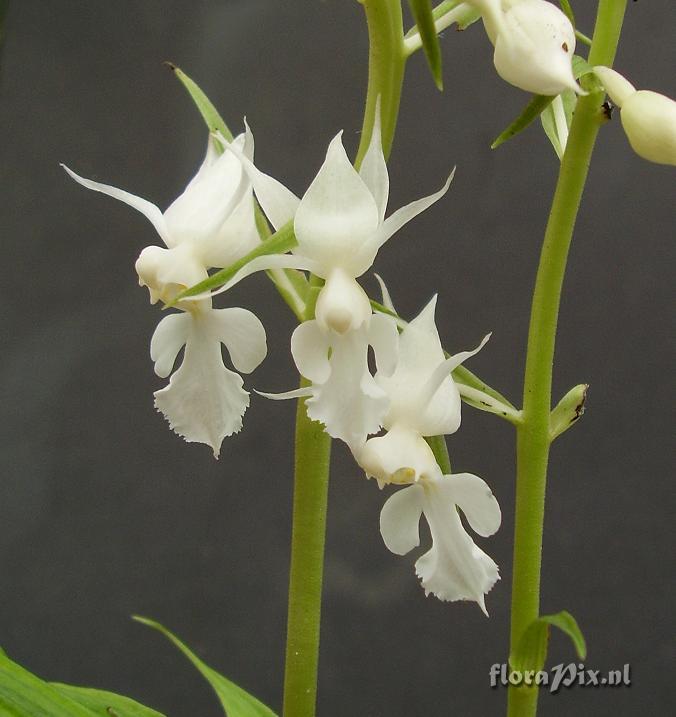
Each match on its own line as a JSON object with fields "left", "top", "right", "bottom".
{"left": 35, "top": 2, "right": 672, "bottom": 716}
{"left": 64, "top": 107, "right": 503, "bottom": 610}
{"left": 62, "top": 0, "right": 676, "bottom": 622}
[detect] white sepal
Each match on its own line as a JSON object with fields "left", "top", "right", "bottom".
{"left": 61, "top": 164, "right": 170, "bottom": 245}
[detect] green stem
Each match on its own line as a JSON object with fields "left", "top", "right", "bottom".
{"left": 426, "top": 435, "right": 452, "bottom": 474}
{"left": 507, "top": 3, "right": 627, "bottom": 716}
{"left": 355, "top": 0, "right": 406, "bottom": 166}
{"left": 282, "top": 380, "right": 332, "bottom": 717}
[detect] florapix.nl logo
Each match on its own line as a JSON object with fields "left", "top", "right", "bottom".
{"left": 489, "top": 663, "right": 631, "bottom": 694}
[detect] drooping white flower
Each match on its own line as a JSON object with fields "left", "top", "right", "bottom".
{"left": 260, "top": 312, "right": 398, "bottom": 448}
{"left": 352, "top": 291, "right": 500, "bottom": 608}
{"left": 63, "top": 129, "right": 267, "bottom": 456}
{"left": 594, "top": 66, "right": 676, "bottom": 167}
{"left": 63, "top": 129, "right": 260, "bottom": 305}
{"left": 356, "top": 294, "right": 489, "bottom": 486}
{"left": 470, "top": 0, "right": 581, "bottom": 96}
{"left": 380, "top": 470, "right": 501, "bottom": 613}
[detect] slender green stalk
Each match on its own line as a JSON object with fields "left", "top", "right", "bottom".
{"left": 507, "top": 3, "right": 627, "bottom": 715}
{"left": 282, "top": 380, "right": 332, "bottom": 717}
{"left": 426, "top": 435, "right": 452, "bottom": 473}
{"left": 355, "top": 0, "right": 406, "bottom": 166}
{"left": 282, "top": 6, "right": 404, "bottom": 713}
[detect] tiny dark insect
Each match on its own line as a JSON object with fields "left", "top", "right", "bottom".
{"left": 602, "top": 100, "right": 614, "bottom": 121}
{"left": 562, "top": 42, "right": 569, "bottom": 52}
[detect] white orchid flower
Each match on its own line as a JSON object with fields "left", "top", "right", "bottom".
{"left": 63, "top": 129, "right": 260, "bottom": 305}
{"left": 204, "top": 116, "right": 452, "bottom": 447}
{"left": 380, "top": 470, "right": 501, "bottom": 613}
{"left": 63, "top": 129, "right": 267, "bottom": 456}
{"left": 594, "top": 66, "right": 676, "bottom": 167}
{"left": 356, "top": 295, "right": 490, "bottom": 486}
{"left": 470, "top": 0, "right": 581, "bottom": 96}
{"left": 210, "top": 112, "right": 453, "bottom": 334}
{"left": 260, "top": 313, "right": 399, "bottom": 449}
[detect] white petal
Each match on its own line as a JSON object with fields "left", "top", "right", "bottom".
{"left": 376, "top": 296, "right": 450, "bottom": 431}
{"left": 294, "top": 132, "right": 380, "bottom": 273}
{"left": 358, "top": 98, "right": 389, "bottom": 223}
{"left": 314, "top": 269, "right": 372, "bottom": 334}
{"left": 290, "top": 320, "right": 331, "bottom": 384}
{"left": 447, "top": 332, "right": 491, "bottom": 372}
{"left": 417, "top": 333, "right": 491, "bottom": 410}
{"left": 197, "top": 191, "right": 261, "bottom": 269}
{"left": 305, "top": 327, "right": 388, "bottom": 448}
{"left": 368, "top": 313, "right": 399, "bottom": 378}
{"left": 163, "top": 134, "right": 250, "bottom": 251}
{"left": 154, "top": 314, "right": 250, "bottom": 458}
{"left": 415, "top": 477, "right": 500, "bottom": 612}
{"left": 150, "top": 312, "right": 191, "bottom": 378}
{"left": 439, "top": 472, "right": 501, "bottom": 538}
{"left": 379, "top": 484, "right": 424, "bottom": 555}
{"left": 215, "top": 131, "right": 300, "bottom": 231}
{"left": 369, "top": 170, "right": 454, "bottom": 253}
{"left": 257, "top": 386, "right": 313, "bottom": 401}
{"left": 358, "top": 425, "right": 440, "bottom": 485}
{"left": 204, "top": 307, "right": 267, "bottom": 374}
{"left": 374, "top": 273, "right": 397, "bottom": 314}
{"left": 61, "top": 164, "right": 170, "bottom": 246}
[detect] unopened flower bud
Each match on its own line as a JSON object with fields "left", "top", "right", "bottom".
{"left": 493, "top": 0, "right": 580, "bottom": 96}
{"left": 595, "top": 66, "right": 676, "bottom": 166}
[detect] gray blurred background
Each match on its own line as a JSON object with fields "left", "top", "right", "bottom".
{"left": 0, "top": 1, "right": 674, "bottom": 715}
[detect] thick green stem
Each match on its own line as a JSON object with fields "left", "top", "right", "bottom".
{"left": 283, "top": 381, "right": 332, "bottom": 717}
{"left": 507, "top": 3, "right": 627, "bottom": 716}
{"left": 355, "top": 0, "right": 406, "bottom": 166}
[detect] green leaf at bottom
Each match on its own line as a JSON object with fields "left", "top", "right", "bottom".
{"left": 0, "top": 648, "right": 164, "bottom": 717}
{"left": 133, "top": 616, "right": 277, "bottom": 717}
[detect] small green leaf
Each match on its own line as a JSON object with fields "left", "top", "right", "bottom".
{"left": 407, "top": 0, "right": 443, "bottom": 89}
{"left": 0, "top": 649, "right": 164, "bottom": 717}
{"left": 510, "top": 610, "right": 587, "bottom": 675}
{"left": 133, "top": 617, "right": 277, "bottom": 717}
{"left": 170, "top": 220, "right": 297, "bottom": 305}
{"left": 166, "top": 62, "right": 233, "bottom": 142}
{"left": 491, "top": 94, "right": 555, "bottom": 149}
